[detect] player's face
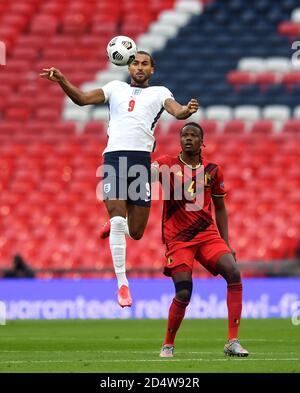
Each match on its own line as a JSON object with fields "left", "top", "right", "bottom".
{"left": 128, "top": 54, "right": 154, "bottom": 85}
{"left": 180, "top": 126, "right": 202, "bottom": 154}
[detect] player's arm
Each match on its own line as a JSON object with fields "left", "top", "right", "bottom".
{"left": 40, "top": 67, "right": 105, "bottom": 106}
{"left": 164, "top": 98, "right": 199, "bottom": 119}
{"left": 212, "top": 196, "right": 236, "bottom": 260}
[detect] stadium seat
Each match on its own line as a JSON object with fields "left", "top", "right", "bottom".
{"left": 238, "top": 57, "right": 265, "bottom": 72}
{"left": 282, "top": 72, "right": 300, "bottom": 90}
{"left": 234, "top": 106, "right": 261, "bottom": 120}
{"left": 30, "top": 15, "right": 59, "bottom": 36}
{"left": 251, "top": 120, "right": 274, "bottom": 135}
{"left": 223, "top": 120, "right": 246, "bottom": 134}
{"left": 227, "top": 71, "right": 255, "bottom": 89}
{"left": 199, "top": 120, "right": 219, "bottom": 135}
{"left": 205, "top": 106, "right": 233, "bottom": 121}
{"left": 264, "top": 57, "right": 291, "bottom": 72}
{"left": 277, "top": 21, "right": 300, "bottom": 39}
{"left": 262, "top": 105, "right": 291, "bottom": 121}
{"left": 256, "top": 72, "right": 280, "bottom": 91}
{"left": 282, "top": 119, "right": 300, "bottom": 133}
{"left": 62, "top": 13, "right": 89, "bottom": 35}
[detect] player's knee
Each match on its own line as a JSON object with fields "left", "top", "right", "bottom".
{"left": 110, "top": 216, "right": 127, "bottom": 231}
{"left": 226, "top": 266, "right": 241, "bottom": 284}
{"left": 176, "top": 289, "right": 191, "bottom": 303}
{"left": 175, "top": 281, "right": 193, "bottom": 302}
{"left": 106, "top": 203, "right": 126, "bottom": 219}
{"left": 128, "top": 228, "right": 144, "bottom": 240}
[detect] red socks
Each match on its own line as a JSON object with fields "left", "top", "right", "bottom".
{"left": 227, "top": 282, "right": 243, "bottom": 340}
{"left": 163, "top": 297, "right": 189, "bottom": 346}
{"left": 163, "top": 283, "right": 242, "bottom": 345}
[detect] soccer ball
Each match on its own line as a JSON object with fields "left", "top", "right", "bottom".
{"left": 106, "top": 36, "right": 137, "bottom": 66}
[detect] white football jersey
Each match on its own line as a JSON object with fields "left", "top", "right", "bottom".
{"left": 101, "top": 80, "right": 174, "bottom": 153}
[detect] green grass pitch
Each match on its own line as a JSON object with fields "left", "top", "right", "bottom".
{"left": 0, "top": 319, "right": 299, "bottom": 373}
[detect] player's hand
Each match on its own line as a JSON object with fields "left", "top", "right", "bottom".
{"left": 186, "top": 99, "right": 199, "bottom": 114}
{"left": 40, "top": 67, "right": 64, "bottom": 82}
{"left": 228, "top": 245, "right": 236, "bottom": 261}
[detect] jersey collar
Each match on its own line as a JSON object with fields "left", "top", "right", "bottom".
{"left": 178, "top": 152, "right": 202, "bottom": 169}
{"left": 130, "top": 83, "right": 150, "bottom": 88}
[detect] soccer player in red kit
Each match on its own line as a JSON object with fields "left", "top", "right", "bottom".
{"left": 152, "top": 122, "right": 249, "bottom": 358}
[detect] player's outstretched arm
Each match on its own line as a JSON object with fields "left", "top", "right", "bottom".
{"left": 40, "top": 67, "right": 105, "bottom": 106}
{"left": 164, "top": 98, "right": 199, "bottom": 120}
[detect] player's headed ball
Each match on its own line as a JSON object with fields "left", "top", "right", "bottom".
{"left": 106, "top": 35, "right": 137, "bottom": 66}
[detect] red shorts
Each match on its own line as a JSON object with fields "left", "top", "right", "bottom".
{"left": 164, "top": 229, "right": 231, "bottom": 277}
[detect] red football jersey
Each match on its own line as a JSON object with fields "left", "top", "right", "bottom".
{"left": 155, "top": 154, "right": 226, "bottom": 245}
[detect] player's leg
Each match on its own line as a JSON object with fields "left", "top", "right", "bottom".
{"left": 100, "top": 202, "right": 150, "bottom": 240}
{"left": 216, "top": 253, "right": 249, "bottom": 356}
{"left": 160, "top": 247, "right": 195, "bottom": 358}
{"left": 126, "top": 204, "right": 150, "bottom": 240}
{"left": 104, "top": 199, "right": 132, "bottom": 308}
{"left": 160, "top": 269, "right": 193, "bottom": 358}
{"left": 126, "top": 150, "right": 151, "bottom": 239}
{"left": 160, "top": 269, "right": 192, "bottom": 358}
{"left": 195, "top": 233, "right": 249, "bottom": 357}
{"left": 216, "top": 253, "right": 242, "bottom": 339}
{"left": 101, "top": 151, "right": 133, "bottom": 307}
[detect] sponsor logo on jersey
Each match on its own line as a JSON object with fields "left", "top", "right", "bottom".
{"left": 132, "top": 88, "right": 142, "bottom": 96}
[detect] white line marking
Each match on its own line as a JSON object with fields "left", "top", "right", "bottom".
{"left": 2, "top": 337, "right": 300, "bottom": 344}
{"left": 0, "top": 358, "right": 298, "bottom": 364}
{"left": 1, "top": 350, "right": 298, "bottom": 356}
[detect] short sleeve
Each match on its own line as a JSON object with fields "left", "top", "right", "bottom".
{"left": 154, "top": 155, "right": 170, "bottom": 166}
{"left": 211, "top": 165, "right": 226, "bottom": 197}
{"left": 101, "top": 80, "right": 120, "bottom": 103}
{"left": 160, "top": 87, "right": 174, "bottom": 107}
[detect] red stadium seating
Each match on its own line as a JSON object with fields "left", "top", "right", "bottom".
{"left": 223, "top": 120, "right": 246, "bottom": 135}
{"left": 256, "top": 72, "right": 281, "bottom": 92}
{"left": 282, "top": 72, "right": 300, "bottom": 91}
{"left": 278, "top": 21, "right": 300, "bottom": 40}
{"left": 227, "top": 71, "right": 255, "bottom": 89}
{"left": 1, "top": 123, "right": 299, "bottom": 275}
{"left": 251, "top": 120, "right": 274, "bottom": 135}
{"left": 282, "top": 119, "right": 300, "bottom": 133}
{"left": 0, "top": 0, "right": 298, "bottom": 276}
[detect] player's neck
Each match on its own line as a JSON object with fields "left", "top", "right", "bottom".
{"left": 179, "top": 152, "right": 201, "bottom": 169}
{"left": 130, "top": 80, "right": 149, "bottom": 88}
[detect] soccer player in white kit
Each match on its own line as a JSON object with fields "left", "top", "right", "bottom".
{"left": 40, "top": 51, "right": 199, "bottom": 307}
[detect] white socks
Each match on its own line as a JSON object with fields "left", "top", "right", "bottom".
{"left": 109, "top": 216, "right": 128, "bottom": 289}
{"left": 125, "top": 217, "right": 132, "bottom": 238}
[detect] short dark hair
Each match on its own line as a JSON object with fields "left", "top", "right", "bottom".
{"left": 136, "top": 50, "right": 155, "bottom": 68}
{"left": 181, "top": 122, "right": 204, "bottom": 139}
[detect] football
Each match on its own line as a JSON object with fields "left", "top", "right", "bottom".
{"left": 106, "top": 35, "right": 137, "bottom": 66}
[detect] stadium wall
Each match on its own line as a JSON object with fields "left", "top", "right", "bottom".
{"left": 0, "top": 278, "right": 299, "bottom": 321}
